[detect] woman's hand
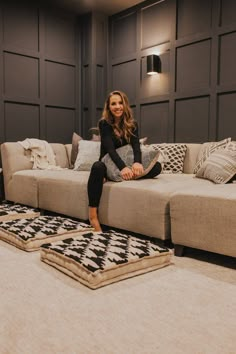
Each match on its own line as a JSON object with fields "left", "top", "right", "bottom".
{"left": 121, "top": 167, "right": 134, "bottom": 180}
{"left": 132, "top": 162, "right": 144, "bottom": 178}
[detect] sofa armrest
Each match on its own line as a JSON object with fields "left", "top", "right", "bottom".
{"left": 1, "top": 142, "right": 33, "bottom": 198}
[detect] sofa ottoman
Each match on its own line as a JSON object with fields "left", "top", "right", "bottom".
{"left": 170, "top": 182, "right": 236, "bottom": 258}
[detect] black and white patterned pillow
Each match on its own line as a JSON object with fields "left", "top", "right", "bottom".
{"left": 151, "top": 143, "right": 187, "bottom": 173}
{"left": 41, "top": 230, "right": 172, "bottom": 289}
{"left": 0, "top": 202, "right": 40, "bottom": 221}
{"left": 0, "top": 215, "right": 93, "bottom": 251}
{"left": 193, "top": 138, "right": 231, "bottom": 174}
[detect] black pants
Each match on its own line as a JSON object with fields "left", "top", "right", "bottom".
{"left": 87, "top": 161, "right": 162, "bottom": 208}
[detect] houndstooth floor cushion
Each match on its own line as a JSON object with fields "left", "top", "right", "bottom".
{"left": 0, "top": 201, "right": 40, "bottom": 221}
{"left": 0, "top": 215, "right": 93, "bottom": 251}
{"left": 40, "top": 230, "right": 173, "bottom": 289}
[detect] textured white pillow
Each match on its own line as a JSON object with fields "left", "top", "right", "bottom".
{"left": 193, "top": 138, "right": 231, "bottom": 174}
{"left": 73, "top": 140, "right": 101, "bottom": 171}
{"left": 102, "top": 144, "right": 162, "bottom": 182}
{"left": 225, "top": 141, "right": 236, "bottom": 152}
{"left": 196, "top": 149, "right": 236, "bottom": 184}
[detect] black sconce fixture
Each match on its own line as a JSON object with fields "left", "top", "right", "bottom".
{"left": 147, "top": 54, "right": 161, "bottom": 75}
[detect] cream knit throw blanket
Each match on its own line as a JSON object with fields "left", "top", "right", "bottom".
{"left": 18, "top": 138, "right": 62, "bottom": 170}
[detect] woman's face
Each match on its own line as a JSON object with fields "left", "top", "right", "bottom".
{"left": 109, "top": 94, "right": 124, "bottom": 120}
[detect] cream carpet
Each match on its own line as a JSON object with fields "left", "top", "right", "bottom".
{"left": 0, "top": 240, "right": 235, "bottom": 354}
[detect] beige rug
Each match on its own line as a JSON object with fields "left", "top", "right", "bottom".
{"left": 0, "top": 241, "right": 235, "bottom": 354}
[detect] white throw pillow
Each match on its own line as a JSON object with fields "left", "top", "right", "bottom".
{"left": 193, "top": 137, "right": 231, "bottom": 174}
{"left": 73, "top": 140, "right": 101, "bottom": 171}
{"left": 196, "top": 149, "right": 236, "bottom": 184}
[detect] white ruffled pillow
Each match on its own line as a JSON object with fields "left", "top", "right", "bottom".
{"left": 73, "top": 140, "right": 100, "bottom": 171}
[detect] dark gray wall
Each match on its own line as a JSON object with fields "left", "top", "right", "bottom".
{"left": 80, "top": 12, "right": 108, "bottom": 138}
{"left": 108, "top": 0, "right": 236, "bottom": 143}
{"left": 0, "top": 0, "right": 81, "bottom": 143}
{"left": 1, "top": 0, "right": 236, "bottom": 144}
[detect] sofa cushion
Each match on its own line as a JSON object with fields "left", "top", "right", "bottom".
{"left": 74, "top": 140, "right": 101, "bottom": 171}
{"left": 151, "top": 143, "right": 187, "bottom": 173}
{"left": 101, "top": 144, "right": 161, "bottom": 182}
{"left": 71, "top": 132, "right": 83, "bottom": 168}
{"left": 170, "top": 184, "right": 236, "bottom": 257}
{"left": 196, "top": 149, "right": 236, "bottom": 184}
{"left": 99, "top": 174, "right": 210, "bottom": 240}
{"left": 193, "top": 138, "right": 231, "bottom": 174}
{"left": 38, "top": 170, "right": 90, "bottom": 220}
{"left": 8, "top": 170, "right": 41, "bottom": 207}
{"left": 40, "top": 230, "right": 172, "bottom": 289}
{"left": 50, "top": 144, "right": 70, "bottom": 168}
{"left": 183, "top": 144, "right": 202, "bottom": 174}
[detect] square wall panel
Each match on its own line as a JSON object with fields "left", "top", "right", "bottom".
{"left": 218, "top": 93, "right": 236, "bottom": 141}
{"left": 140, "top": 102, "right": 169, "bottom": 143}
{"left": 141, "top": 1, "right": 173, "bottom": 49}
{"left": 45, "top": 12, "right": 76, "bottom": 61}
{"left": 177, "top": 0, "right": 212, "bottom": 40}
{"left": 46, "top": 107, "right": 75, "bottom": 143}
{"left": 111, "top": 12, "right": 137, "bottom": 59}
{"left": 175, "top": 97, "right": 209, "bottom": 143}
{"left": 112, "top": 61, "right": 136, "bottom": 104}
{"left": 3, "top": 3, "right": 39, "bottom": 51}
{"left": 220, "top": 0, "right": 236, "bottom": 27}
{"left": 219, "top": 32, "right": 236, "bottom": 86}
{"left": 4, "top": 52, "right": 39, "bottom": 99}
{"left": 5, "top": 103, "right": 39, "bottom": 141}
{"left": 176, "top": 40, "right": 211, "bottom": 92}
{"left": 46, "top": 61, "right": 75, "bottom": 107}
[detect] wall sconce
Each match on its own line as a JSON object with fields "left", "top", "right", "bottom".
{"left": 147, "top": 54, "right": 161, "bottom": 75}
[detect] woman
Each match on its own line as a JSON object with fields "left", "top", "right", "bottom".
{"left": 87, "top": 90, "right": 162, "bottom": 231}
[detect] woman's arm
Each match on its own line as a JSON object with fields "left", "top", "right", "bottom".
{"left": 99, "top": 120, "right": 126, "bottom": 171}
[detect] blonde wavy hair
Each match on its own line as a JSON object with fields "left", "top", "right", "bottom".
{"left": 100, "top": 90, "right": 136, "bottom": 142}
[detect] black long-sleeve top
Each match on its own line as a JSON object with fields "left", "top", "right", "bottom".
{"left": 99, "top": 119, "right": 142, "bottom": 171}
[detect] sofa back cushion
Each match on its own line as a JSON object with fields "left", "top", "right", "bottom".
{"left": 50, "top": 144, "right": 69, "bottom": 168}
{"left": 183, "top": 144, "right": 202, "bottom": 173}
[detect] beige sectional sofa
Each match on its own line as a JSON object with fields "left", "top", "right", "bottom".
{"left": 1, "top": 141, "right": 236, "bottom": 258}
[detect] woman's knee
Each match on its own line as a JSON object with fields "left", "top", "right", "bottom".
{"left": 144, "top": 161, "right": 162, "bottom": 179}
{"left": 91, "top": 161, "right": 107, "bottom": 174}
{"left": 151, "top": 161, "right": 162, "bottom": 176}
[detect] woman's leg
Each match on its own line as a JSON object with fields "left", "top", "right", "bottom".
{"left": 143, "top": 161, "right": 162, "bottom": 179}
{"left": 87, "top": 161, "right": 107, "bottom": 231}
